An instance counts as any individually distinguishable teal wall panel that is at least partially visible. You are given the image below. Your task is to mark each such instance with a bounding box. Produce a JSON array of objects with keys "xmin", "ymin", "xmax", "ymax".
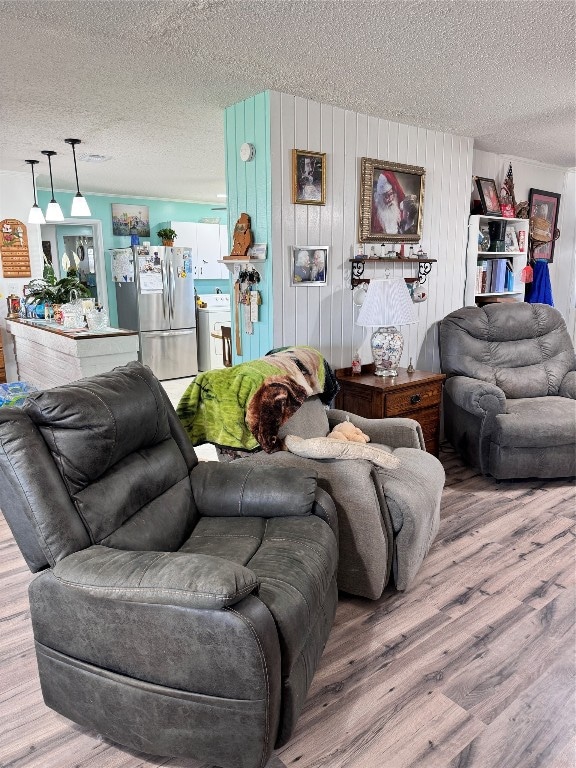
[
  {"xmin": 224, "ymin": 92, "xmax": 272, "ymax": 363},
  {"xmin": 38, "ymin": 189, "xmax": 225, "ymax": 326}
]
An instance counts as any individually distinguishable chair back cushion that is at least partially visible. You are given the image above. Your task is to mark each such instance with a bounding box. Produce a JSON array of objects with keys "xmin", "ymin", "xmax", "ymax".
[
  {"xmin": 0, "ymin": 362, "xmax": 199, "ymax": 571},
  {"xmin": 277, "ymin": 396, "xmax": 330, "ymax": 440},
  {"xmin": 440, "ymin": 303, "xmax": 576, "ymax": 398}
]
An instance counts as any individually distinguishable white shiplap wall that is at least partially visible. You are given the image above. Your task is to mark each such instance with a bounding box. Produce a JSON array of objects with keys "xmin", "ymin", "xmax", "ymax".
[
  {"xmin": 472, "ymin": 150, "xmax": 576, "ymax": 342},
  {"xmin": 269, "ymin": 92, "xmax": 474, "ymax": 372}
]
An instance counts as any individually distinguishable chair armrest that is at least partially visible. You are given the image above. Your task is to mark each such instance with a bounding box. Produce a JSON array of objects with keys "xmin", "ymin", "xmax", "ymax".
[
  {"xmin": 559, "ymin": 370, "xmax": 576, "ymax": 399},
  {"xmin": 191, "ymin": 462, "xmax": 318, "ymax": 518},
  {"xmin": 444, "ymin": 376, "xmax": 506, "ymax": 417},
  {"xmin": 327, "ymin": 409, "xmax": 425, "ymax": 450},
  {"xmin": 52, "ymin": 545, "xmax": 258, "ymax": 609}
]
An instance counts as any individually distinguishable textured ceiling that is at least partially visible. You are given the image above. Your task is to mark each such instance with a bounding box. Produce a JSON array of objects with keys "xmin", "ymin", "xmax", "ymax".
[{"xmin": 0, "ymin": 0, "xmax": 574, "ymax": 203}]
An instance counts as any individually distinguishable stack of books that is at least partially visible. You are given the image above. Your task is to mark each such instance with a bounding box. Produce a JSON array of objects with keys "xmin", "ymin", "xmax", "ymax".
[{"xmin": 476, "ymin": 258, "xmax": 514, "ymax": 294}]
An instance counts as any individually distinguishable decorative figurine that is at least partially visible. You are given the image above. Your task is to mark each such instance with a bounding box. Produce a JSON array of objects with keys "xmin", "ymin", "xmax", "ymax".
[{"xmin": 407, "ymin": 358, "xmax": 415, "ymax": 374}]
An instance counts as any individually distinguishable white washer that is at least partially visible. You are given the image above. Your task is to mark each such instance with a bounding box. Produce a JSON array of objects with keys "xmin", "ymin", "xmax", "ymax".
[{"xmin": 197, "ymin": 293, "xmax": 231, "ymax": 371}]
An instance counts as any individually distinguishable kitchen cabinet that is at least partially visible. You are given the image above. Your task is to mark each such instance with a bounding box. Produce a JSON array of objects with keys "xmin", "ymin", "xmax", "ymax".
[{"xmin": 171, "ymin": 221, "xmax": 228, "ymax": 280}]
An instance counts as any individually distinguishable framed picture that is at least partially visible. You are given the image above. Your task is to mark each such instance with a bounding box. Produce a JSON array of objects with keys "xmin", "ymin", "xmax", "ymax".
[
  {"xmin": 359, "ymin": 158, "xmax": 425, "ymax": 243},
  {"xmin": 111, "ymin": 204, "xmax": 150, "ymax": 237},
  {"xmin": 475, "ymin": 177, "xmax": 501, "ymax": 216},
  {"xmin": 292, "ymin": 150, "xmax": 326, "ymax": 205},
  {"xmin": 290, "ymin": 246, "xmax": 328, "ymax": 286},
  {"xmin": 528, "ymin": 188, "xmax": 561, "ymax": 262},
  {"xmin": 504, "ymin": 224, "xmax": 519, "ymax": 252}
]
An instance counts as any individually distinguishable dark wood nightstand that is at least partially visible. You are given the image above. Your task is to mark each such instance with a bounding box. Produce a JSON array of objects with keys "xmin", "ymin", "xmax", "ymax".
[{"xmin": 334, "ymin": 364, "xmax": 446, "ymax": 456}]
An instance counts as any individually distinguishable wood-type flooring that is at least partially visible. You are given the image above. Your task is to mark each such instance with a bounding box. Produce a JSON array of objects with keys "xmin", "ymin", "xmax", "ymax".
[{"xmin": 1, "ymin": 444, "xmax": 574, "ymax": 768}]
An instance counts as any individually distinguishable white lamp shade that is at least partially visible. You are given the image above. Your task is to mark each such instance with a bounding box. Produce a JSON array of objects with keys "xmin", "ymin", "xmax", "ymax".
[
  {"xmin": 45, "ymin": 200, "xmax": 64, "ymax": 222},
  {"xmin": 71, "ymin": 193, "xmax": 91, "ymax": 217},
  {"xmin": 356, "ymin": 278, "xmax": 416, "ymax": 327},
  {"xmin": 28, "ymin": 204, "xmax": 46, "ymax": 224}
]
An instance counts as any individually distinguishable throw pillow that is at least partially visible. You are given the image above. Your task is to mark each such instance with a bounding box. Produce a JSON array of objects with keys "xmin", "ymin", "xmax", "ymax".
[{"xmin": 284, "ymin": 434, "xmax": 400, "ymax": 469}]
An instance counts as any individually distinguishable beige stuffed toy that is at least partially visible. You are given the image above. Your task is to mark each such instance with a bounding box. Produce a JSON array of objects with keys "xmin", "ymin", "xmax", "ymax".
[{"xmin": 327, "ymin": 420, "xmax": 370, "ymax": 443}]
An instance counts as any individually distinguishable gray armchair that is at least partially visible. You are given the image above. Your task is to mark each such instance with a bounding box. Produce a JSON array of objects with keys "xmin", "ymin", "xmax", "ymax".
[
  {"xmin": 440, "ymin": 303, "xmax": 576, "ymax": 479},
  {"xmin": 225, "ymin": 396, "xmax": 445, "ymax": 600},
  {"xmin": 0, "ymin": 362, "xmax": 338, "ymax": 768}
]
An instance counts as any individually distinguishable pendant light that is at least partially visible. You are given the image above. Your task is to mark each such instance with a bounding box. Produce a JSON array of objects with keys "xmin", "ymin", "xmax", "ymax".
[
  {"xmin": 25, "ymin": 159, "xmax": 45, "ymax": 224},
  {"xmin": 41, "ymin": 150, "xmax": 64, "ymax": 222},
  {"xmin": 65, "ymin": 138, "xmax": 91, "ymax": 217}
]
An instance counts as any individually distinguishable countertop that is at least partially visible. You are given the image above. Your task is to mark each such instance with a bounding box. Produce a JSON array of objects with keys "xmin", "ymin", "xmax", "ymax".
[{"xmin": 7, "ymin": 318, "xmax": 138, "ymax": 340}]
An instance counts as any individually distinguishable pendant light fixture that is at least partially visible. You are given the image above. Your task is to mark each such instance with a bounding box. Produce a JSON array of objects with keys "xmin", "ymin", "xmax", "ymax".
[
  {"xmin": 40, "ymin": 150, "xmax": 64, "ymax": 222},
  {"xmin": 64, "ymin": 138, "xmax": 91, "ymax": 217},
  {"xmin": 25, "ymin": 159, "xmax": 45, "ymax": 224}
]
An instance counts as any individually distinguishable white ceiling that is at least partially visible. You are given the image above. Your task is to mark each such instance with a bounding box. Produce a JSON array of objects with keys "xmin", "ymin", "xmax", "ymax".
[{"xmin": 1, "ymin": 0, "xmax": 574, "ymax": 204}]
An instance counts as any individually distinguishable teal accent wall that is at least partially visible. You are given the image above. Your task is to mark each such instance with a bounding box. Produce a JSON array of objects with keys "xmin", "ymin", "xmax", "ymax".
[
  {"xmin": 38, "ymin": 189, "xmax": 227, "ymax": 326},
  {"xmin": 224, "ymin": 91, "xmax": 272, "ymax": 363}
]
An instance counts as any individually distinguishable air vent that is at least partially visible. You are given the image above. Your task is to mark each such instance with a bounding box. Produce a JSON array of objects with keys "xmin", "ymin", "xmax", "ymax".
[{"xmin": 78, "ymin": 153, "xmax": 111, "ymax": 163}]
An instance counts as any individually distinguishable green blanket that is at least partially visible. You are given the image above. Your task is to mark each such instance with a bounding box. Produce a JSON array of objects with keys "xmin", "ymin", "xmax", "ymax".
[{"xmin": 176, "ymin": 346, "xmax": 331, "ymax": 453}]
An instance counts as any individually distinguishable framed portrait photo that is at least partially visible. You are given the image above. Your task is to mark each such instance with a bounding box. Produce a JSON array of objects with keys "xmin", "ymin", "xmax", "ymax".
[
  {"xmin": 359, "ymin": 158, "xmax": 425, "ymax": 243},
  {"xmin": 290, "ymin": 246, "xmax": 328, "ymax": 286},
  {"xmin": 528, "ymin": 188, "xmax": 561, "ymax": 262},
  {"xmin": 292, "ymin": 150, "xmax": 326, "ymax": 205},
  {"xmin": 475, "ymin": 177, "xmax": 502, "ymax": 217}
]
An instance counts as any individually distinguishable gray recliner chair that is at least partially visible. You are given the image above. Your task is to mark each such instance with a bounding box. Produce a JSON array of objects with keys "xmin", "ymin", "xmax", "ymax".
[
  {"xmin": 222, "ymin": 397, "xmax": 445, "ymax": 600},
  {"xmin": 0, "ymin": 362, "xmax": 338, "ymax": 768},
  {"xmin": 440, "ymin": 302, "xmax": 576, "ymax": 479}
]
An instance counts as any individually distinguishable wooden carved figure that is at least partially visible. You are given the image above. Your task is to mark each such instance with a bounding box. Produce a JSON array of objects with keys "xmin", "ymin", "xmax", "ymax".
[{"xmin": 230, "ymin": 212, "xmax": 253, "ymax": 258}]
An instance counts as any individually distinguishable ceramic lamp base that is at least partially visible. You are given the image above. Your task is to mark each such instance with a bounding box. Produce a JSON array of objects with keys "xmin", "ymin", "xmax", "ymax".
[{"xmin": 371, "ymin": 326, "xmax": 404, "ymax": 377}]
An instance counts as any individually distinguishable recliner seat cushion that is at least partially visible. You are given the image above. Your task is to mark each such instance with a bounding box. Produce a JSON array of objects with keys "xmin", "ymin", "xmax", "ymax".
[
  {"xmin": 181, "ymin": 514, "xmax": 338, "ymax": 676},
  {"xmin": 494, "ymin": 396, "xmax": 576, "ymax": 448}
]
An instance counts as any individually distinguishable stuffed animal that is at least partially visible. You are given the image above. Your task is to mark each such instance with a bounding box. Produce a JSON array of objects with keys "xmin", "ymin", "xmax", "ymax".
[{"xmin": 327, "ymin": 421, "xmax": 370, "ymax": 443}]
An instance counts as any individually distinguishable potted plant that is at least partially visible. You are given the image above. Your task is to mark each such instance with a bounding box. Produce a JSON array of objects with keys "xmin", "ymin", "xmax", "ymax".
[
  {"xmin": 157, "ymin": 227, "xmax": 177, "ymax": 246},
  {"xmin": 25, "ymin": 276, "xmax": 92, "ymax": 320}
]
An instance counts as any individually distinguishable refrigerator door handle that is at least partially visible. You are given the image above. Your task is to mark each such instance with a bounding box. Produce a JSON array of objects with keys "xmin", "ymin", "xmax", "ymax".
[
  {"xmin": 160, "ymin": 259, "xmax": 167, "ymax": 319},
  {"xmin": 169, "ymin": 261, "xmax": 176, "ymax": 321}
]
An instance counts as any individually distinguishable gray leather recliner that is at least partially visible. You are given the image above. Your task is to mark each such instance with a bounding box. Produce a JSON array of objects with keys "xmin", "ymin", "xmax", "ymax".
[
  {"xmin": 440, "ymin": 303, "xmax": 576, "ymax": 479},
  {"xmin": 0, "ymin": 362, "xmax": 338, "ymax": 768}
]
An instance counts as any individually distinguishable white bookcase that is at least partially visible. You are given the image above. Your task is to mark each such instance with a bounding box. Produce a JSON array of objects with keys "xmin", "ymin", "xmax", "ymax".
[{"xmin": 465, "ymin": 215, "xmax": 530, "ymax": 306}]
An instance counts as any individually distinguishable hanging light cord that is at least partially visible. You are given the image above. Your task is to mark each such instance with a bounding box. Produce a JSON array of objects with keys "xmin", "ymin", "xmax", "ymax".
[
  {"xmin": 70, "ymin": 141, "xmax": 81, "ymax": 194},
  {"xmin": 46, "ymin": 154, "xmax": 56, "ymax": 202},
  {"xmin": 29, "ymin": 162, "xmax": 39, "ymax": 205}
]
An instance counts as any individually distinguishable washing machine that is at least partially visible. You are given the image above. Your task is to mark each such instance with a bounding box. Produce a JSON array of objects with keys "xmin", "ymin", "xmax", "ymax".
[{"xmin": 197, "ymin": 293, "xmax": 231, "ymax": 371}]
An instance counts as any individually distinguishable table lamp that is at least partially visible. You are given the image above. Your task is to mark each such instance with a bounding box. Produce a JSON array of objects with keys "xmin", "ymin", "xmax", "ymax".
[{"xmin": 356, "ymin": 278, "xmax": 416, "ymax": 377}]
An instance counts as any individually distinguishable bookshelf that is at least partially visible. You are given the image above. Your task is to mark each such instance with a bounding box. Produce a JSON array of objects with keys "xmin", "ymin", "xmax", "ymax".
[{"xmin": 466, "ymin": 215, "xmax": 530, "ymax": 306}]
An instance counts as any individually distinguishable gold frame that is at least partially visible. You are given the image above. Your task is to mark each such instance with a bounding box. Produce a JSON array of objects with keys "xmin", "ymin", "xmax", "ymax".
[
  {"xmin": 359, "ymin": 157, "xmax": 425, "ymax": 243},
  {"xmin": 292, "ymin": 149, "xmax": 326, "ymax": 206}
]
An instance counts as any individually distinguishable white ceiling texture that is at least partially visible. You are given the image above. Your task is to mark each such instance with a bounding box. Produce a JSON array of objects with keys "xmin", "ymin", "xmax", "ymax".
[{"xmin": 0, "ymin": 0, "xmax": 574, "ymax": 204}]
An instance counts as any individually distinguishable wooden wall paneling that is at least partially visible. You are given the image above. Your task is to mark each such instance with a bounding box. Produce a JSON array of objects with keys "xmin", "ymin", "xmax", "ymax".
[
  {"xmin": 268, "ymin": 93, "xmax": 474, "ymax": 371},
  {"xmin": 329, "ymin": 106, "xmax": 347, "ymax": 368}
]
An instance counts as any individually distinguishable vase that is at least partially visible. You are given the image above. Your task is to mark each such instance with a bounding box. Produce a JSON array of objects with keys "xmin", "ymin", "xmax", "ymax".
[{"xmin": 162, "ymin": 239, "xmax": 174, "ymax": 246}]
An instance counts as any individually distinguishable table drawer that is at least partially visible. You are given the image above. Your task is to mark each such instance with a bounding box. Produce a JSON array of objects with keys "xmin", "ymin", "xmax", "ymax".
[{"xmin": 386, "ymin": 383, "xmax": 441, "ymax": 416}]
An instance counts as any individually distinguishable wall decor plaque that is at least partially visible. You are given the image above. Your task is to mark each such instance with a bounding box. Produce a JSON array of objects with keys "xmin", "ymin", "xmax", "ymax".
[{"xmin": 0, "ymin": 219, "xmax": 31, "ymax": 277}]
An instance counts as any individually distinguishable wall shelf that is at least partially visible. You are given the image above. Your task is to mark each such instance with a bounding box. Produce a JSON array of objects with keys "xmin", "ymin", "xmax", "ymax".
[
  {"xmin": 348, "ymin": 257, "xmax": 437, "ymax": 289},
  {"xmin": 218, "ymin": 259, "xmax": 266, "ymax": 266}
]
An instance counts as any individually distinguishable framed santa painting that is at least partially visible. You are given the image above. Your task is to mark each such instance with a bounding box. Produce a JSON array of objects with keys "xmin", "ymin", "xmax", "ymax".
[{"xmin": 359, "ymin": 158, "xmax": 425, "ymax": 243}]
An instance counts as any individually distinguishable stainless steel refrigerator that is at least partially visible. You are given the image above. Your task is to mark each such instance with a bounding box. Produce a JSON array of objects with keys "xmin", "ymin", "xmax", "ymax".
[{"xmin": 114, "ymin": 245, "xmax": 198, "ymax": 380}]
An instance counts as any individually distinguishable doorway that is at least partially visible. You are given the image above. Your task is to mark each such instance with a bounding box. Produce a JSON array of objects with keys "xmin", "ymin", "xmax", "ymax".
[{"xmin": 40, "ymin": 219, "xmax": 108, "ymax": 310}]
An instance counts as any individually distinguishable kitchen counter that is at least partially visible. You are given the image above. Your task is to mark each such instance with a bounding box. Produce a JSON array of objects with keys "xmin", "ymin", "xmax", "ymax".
[{"xmin": 6, "ymin": 318, "xmax": 140, "ymax": 389}]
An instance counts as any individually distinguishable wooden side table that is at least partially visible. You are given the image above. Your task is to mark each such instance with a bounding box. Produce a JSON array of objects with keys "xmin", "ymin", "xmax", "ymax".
[{"xmin": 334, "ymin": 364, "xmax": 446, "ymax": 456}]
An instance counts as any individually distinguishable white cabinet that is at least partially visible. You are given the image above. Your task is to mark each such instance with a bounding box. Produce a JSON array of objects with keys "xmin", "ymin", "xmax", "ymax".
[
  {"xmin": 466, "ymin": 215, "xmax": 530, "ymax": 306},
  {"xmin": 170, "ymin": 221, "xmax": 228, "ymax": 280}
]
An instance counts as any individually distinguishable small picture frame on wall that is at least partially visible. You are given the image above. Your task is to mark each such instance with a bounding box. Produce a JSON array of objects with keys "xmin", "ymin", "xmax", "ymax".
[
  {"xmin": 475, "ymin": 177, "xmax": 502, "ymax": 216},
  {"xmin": 292, "ymin": 150, "xmax": 326, "ymax": 205},
  {"xmin": 290, "ymin": 246, "xmax": 328, "ymax": 286}
]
